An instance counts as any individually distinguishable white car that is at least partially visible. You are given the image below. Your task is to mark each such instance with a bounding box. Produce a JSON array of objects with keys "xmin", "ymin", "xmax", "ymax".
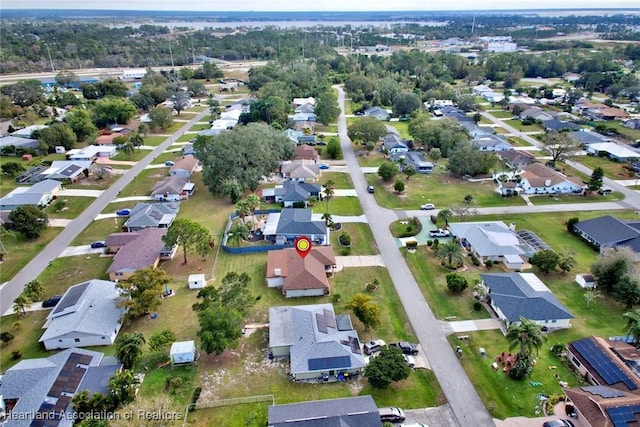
[
  {"xmin": 420, "ymin": 203, "xmax": 435, "ymax": 210},
  {"xmin": 403, "ymin": 354, "xmax": 416, "ymax": 368},
  {"xmin": 429, "ymin": 229, "xmax": 450, "ymax": 238}
]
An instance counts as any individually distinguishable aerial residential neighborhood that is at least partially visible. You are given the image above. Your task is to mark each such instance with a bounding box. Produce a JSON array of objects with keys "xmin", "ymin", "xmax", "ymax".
[{"xmin": 1, "ymin": 7, "xmax": 640, "ymax": 427}]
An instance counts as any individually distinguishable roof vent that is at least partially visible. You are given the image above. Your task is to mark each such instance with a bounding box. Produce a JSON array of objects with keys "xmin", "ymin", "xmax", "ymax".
[{"xmin": 274, "ymin": 268, "xmax": 281, "ymax": 277}]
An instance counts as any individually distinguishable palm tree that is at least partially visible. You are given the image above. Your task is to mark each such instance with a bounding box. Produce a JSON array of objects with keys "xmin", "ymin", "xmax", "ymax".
[
  {"xmin": 235, "ymin": 200, "xmax": 251, "ymax": 224},
  {"xmin": 322, "ymin": 212, "xmax": 333, "ymax": 228},
  {"xmin": 115, "ymin": 332, "xmax": 146, "ymax": 370},
  {"xmin": 323, "ymin": 180, "xmax": 335, "ymax": 213},
  {"xmin": 435, "ymin": 241, "xmax": 465, "ymax": 267},
  {"xmin": 437, "ymin": 208, "xmax": 453, "ymax": 226},
  {"xmin": 506, "ymin": 317, "xmax": 546, "ymax": 357},
  {"xmin": 245, "ymin": 194, "xmax": 261, "ymax": 223},
  {"xmin": 13, "ymin": 293, "xmax": 31, "ymax": 317},
  {"xmin": 624, "ymin": 309, "xmax": 640, "ymax": 347},
  {"xmin": 121, "ymin": 141, "xmax": 135, "ymax": 159},
  {"xmin": 129, "ymin": 130, "xmax": 144, "ymax": 149},
  {"xmin": 228, "ymin": 222, "xmax": 249, "ymax": 247}
]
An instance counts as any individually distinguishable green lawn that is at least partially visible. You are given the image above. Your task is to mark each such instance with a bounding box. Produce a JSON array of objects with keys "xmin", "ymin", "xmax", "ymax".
[
  {"xmin": 118, "ymin": 168, "xmax": 167, "ymax": 198},
  {"xmin": 357, "ymin": 151, "xmax": 386, "ymax": 167},
  {"xmin": 189, "ymin": 124, "xmax": 210, "ymax": 132},
  {"xmin": 112, "ymin": 149, "xmax": 147, "ymax": 162},
  {"xmin": 389, "ymin": 218, "xmax": 421, "ymax": 238},
  {"xmin": 72, "ymin": 216, "xmax": 127, "ymax": 245},
  {"xmin": 315, "ymin": 124, "xmax": 338, "ymax": 134},
  {"xmin": 44, "ymin": 197, "xmax": 95, "ymax": 219},
  {"xmin": 321, "ymin": 172, "xmax": 353, "ymax": 189},
  {"xmin": 0, "ymin": 311, "xmax": 51, "ymax": 371},
  {"xmin": 529, "ymin": 192, "xmax": 621, "ymax": 205},
  {"xmin": 494, "ymin": 127, "xmax": 510, "ymax": 134},
  {"xmin": 367, "ymin": 167, "xmax": 527, "ymax": 210},
  {"xmin": 0, "ymin": 179, "xmax": 19, "ymax": 197},
  {"xmin": 504, "ymin": 120, "xmax": 544, "ymax": 132},
  {"xmin": 593, "ymin": 121, "xmax": 640, "ymax": 141},
  {"xmin": 506, "ymin": 137, "xmax": 534, "ymax": 147},
  {"xmin": 330, "ymin": 223, "xmax": 378, "ymax": 256},
  {"xmin": 327, "ymin": 197, "xmax": 363, "ymax": 216},
  {"xmin": 386, "ymin": 121, "xmax": 410, "ymax": 139},
  {"xmin": 574, "ymin": 154, "xmax": 637, "ymax": 180},
  {"xmin": 176, "ymin": 134, "xmax": 195, "ymax": 142},
  {"xmin": 488, "ymin": 110, "xmax": 514, "ymax": 119},
  {"xmin": 0, "ymin": 227, "xmax": 62, "ymax": 282},
  {"xmin": 143, "ymin": 136, "xmax": 167, "ymax": 146},
  {"xmin": 38, "ymin": 255, "xmax": 112, "ymax": 298},
  {"xmin": 151, "ymin": 152, "xmax": 179, "ymax": 165}
]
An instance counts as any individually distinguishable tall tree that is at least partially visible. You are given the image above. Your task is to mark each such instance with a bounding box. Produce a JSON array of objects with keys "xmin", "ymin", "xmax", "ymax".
[
  {"xmin": 408, "ymin": 117, "xmax": 468, "ymax": 157},
  {"xmin": 591, "ymin": 247, "xmax": 638, "ymax": 293},
  {"xmin": 529, "ymin": 250, "xmax": 560, "ymax": 274},
  {"xmin": 315, "ymin": 90, "xmax": 340, "ymax": 125},
  {"xmin": 13, "ymin": 293, "xmax": 31, "ymax": 316},
  {"xmin": 377, "ymin": 162, "xmax": 397, "ymax": 182},
  {"xmin": 9, "ymin": 206, "xmax": 48, "ymax": 239},
  {"xmin": 207, "ymin": 95, "xmax": 221, "ymax": 119},
  {"xmin": 171, "ymin": 91, "xmax": 191, "ymax": 116},
  {"xmin": 92, "ymin": 97, "xmax": 136, "ymax": 128},
  {"xmin": 244, "ymin": 194, "xmax": 262, "ymax": 224},
  {"xmin": 23, "ymin": 280, "xmax": 45, "ymax": 302},
  {"xmin": 0, "ymin": 80, "xmax": 45, "ymax": 107},
  {"xmin": 541, "ymin": 131, "xmax": 581, "ymax": 166},
  {"xmin": 116, "ymin": 267, "xmax": 170, "ymax": 319},
  {"xmin": 65, "ymin": 109, "xmax": 98, "ymax": 142},
  {"xmin": 347, "ymin": 117, "xmax": 386, "ymax": 143},
  {"xmin": 39, "ymin": 123, "xmax": 77, "ymax": 151},
  {"xmin": 392, "ymin": 92, "xmax": 422, "ymax": 117},
  {"xmin": 218, "ymin": 272, "xmax": 256, "ymax": 316},
  {"xmin": 108, "ymin": 368, "xmax": 138, "ymax": 406},
  {"xmin": 162, "ymin": 218, "xmax": 212, "ymax": 264},
  {"xmin": 347, "ymin": 293, "xmax": 380, "ymax": 331},
  {"xmin": 148, "ymin": 106, "xmax": 174, "ymax": 131},
  {"xmin": 364, "ymin": 346, "xmax": 411, "ymax": 389},
  {"xmin": 588, "ymin": 167, "xmax": 604, "ymax": 192},
  {"xmin": 228, "ymin": 222, "xmax": 250, "ymax": 247},
  {"xmin": 197, "ymin": 301, "xmax": 243, "ymax": 355},
  {"xmin": 507, "ymin": 318, "xmax": 546, "ymax": 357},
  {"xmin": 114, "ymin": 332, "xmax": 146, "ymax": 370},
  {"xmin": 437, "ymin": 208, "xmax": 453, "ymax": 225},
  {"xmin": 447, "ymin": 142, "xmax": 496, "ymax": 176}
]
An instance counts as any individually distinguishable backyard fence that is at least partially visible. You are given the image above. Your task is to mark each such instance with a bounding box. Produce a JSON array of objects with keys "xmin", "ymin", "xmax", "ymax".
[{"xmin": 183, "ymin": 394, "xmax": 275, "ymax": 426}]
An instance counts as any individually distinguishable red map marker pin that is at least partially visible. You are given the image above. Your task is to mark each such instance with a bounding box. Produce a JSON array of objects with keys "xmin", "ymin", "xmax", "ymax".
[{"xmin": 294, "ymin": 236, "xmax": 312, "ymax": 259}]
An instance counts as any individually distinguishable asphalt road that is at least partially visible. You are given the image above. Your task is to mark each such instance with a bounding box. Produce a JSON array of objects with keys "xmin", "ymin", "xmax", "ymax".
[
  {"xmin": 0, "ymin": 110, "xmax": 209, "ymax": 315},
  {"xmin": 334, "ymin": 85, "xmax": 495, "ymax": 427}
]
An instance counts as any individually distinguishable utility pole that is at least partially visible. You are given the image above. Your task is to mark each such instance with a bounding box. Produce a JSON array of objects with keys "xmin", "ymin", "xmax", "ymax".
[
  {"xmin": 169, "ymin": 44, "xmax": 175, "ymax": 68},
  {"xmin": 190, "ymin": 37, "xmax": 196, "ymax": 66},
  {"xmin": 471, "ymin": 16, "xmax": 476, "ymax": 35},
  {"xmin": 45, "ymin": 44, "xmax": 55, "ymax": 72}
]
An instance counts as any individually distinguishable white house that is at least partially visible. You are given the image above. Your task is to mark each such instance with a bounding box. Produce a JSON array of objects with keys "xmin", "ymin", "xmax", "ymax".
[
  {"xmin": 188, "ymin": 274, "xmax": 207, "ymax": 290},
  {"xmin": 516, "ymin": 163, "xmax": 584, "ymax": 195},
  {"xmin": 170, "ymin": 341, "xmax": 196, "ymax": 364},
  {"xmin": 121, "ymin": 68, "xmax": 147, "ymax": 80},
  {"xmin": 473, "ymin": 135, "xmax": 513, "ymax": 152},
  {"xmin": 39, "ymin": 280, "xmax": 125, "ymax": 350}
]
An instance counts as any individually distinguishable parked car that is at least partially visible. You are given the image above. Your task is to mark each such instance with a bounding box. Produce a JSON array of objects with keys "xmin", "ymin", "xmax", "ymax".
[
  {"xmin": 115, "ymin": 209, "xmax": 131, "ymax": 217},
  {"xmin": 429, "ymin": 229, "xmax": 450, "ymax": 238},
  {"xmin": 367, "ymin": 185, "xmax": 375, "ymax": 194},
  {"xmin": 90, "ymin": 241, "xmax": 107, "ymax": 249},
  {"xmin": 165, "ymin": 161, "xmax": 175, "ymax": 166},
  {"xmin": 319, "ymin": 163, "xmax": 330, "ymax": 170},
  {"xmin": 379, "ymin": 407, "xmax": 406, "ymax": 423},
  {"xmin": 420, "ymin": 203, "xmax": 435, "ymax": 210},
  {"xmin": 42, "ymin": 295, "xmax": 63, "ymax": 308},
  {"xmin": 364, "ymin": 339, "xmax": 386, "ymax": 355},
  {"xmin": 389, "ymin": 342, "xmax": 419, "ymax": 355},
  {"xmin": 403, "ymin": 354, "xmax": 416, "ymax": 368},
  {"xmin": 542, "ymin": 420, "xmax": 575, "ymax": 427}
]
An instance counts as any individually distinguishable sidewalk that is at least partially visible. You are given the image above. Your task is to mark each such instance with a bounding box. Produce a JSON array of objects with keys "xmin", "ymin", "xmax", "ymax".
[{"xmin": 440, "ymin": 318, "xmax": 503, "ymax": 335}]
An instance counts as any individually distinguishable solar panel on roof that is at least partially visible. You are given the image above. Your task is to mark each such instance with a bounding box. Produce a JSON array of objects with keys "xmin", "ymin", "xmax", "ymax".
[
  {"xmin": 308, "ymin": 356, "xmax": 351, "ymax": 371},
  {"xmin": 335, "ymin": 315, "xmax": 353, "ymax": 331},
  {"xmin": 573, "ymin": 338, "xmax": 638, "ymax": 390},
  {"xmin": 52, "ymin": 282, "xmax": 90, "ymax": 314},
  {"xmin": 77, "ymin": 354, "xmax": 92, "ymax": 365},
  {"xmin": 316, "ymin": 313, "xmax": 328, "ymax": 333},
  {"xmin": 581, "ymin": 385, "xmax": 627, "ymax": 398},
  {"xmin": 324, "ymin": 308, "xmax": 336, "ymax": 328},
  {"xmin": 606, "ymin": 405, "xmax": 640, "ymax": 427}
]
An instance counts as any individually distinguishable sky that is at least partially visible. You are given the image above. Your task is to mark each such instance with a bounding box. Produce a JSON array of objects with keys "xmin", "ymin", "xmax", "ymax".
[{"xmin": 3, "ymin": 0, "xmax": 640, "ymax": 11}]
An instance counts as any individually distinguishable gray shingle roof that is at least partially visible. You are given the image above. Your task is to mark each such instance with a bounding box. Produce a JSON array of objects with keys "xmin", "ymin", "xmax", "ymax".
[
  {"xmin": 276, "ymin": 208, "xmax": 326, "ymax": 236},
  {"xmin": 569, "ymin": 131, "xmax": 609, "ymax": 145},
  {"xmin": 107, "ymin": 227, "xmax": 168, "ymax": 274},
  {"xmin": 124, "ymin": 202, "xmax": 180, "ymax": 230},
  {"xmin": 481, "ymin": 272, "xmax": 573, "ymax": 322},
  {"xmin": 268, "ymin": 395, "xmax": 382, "ymax": 427},
  {"xmin": 574, "ymin": 215, "xmax": 640, "ymax": 253},
  {"xmin": 543, "ymin": 119, "xmax": 582, "ymax": 132},
  {"xmin": 449, "ymin": 221, "xmax": 526, "ymax": 258},
  {"xmin": 151, "ymin": 176, "xmax": 190, "ymax": 197},
  {"xmin": 39, "ymin": 280, "xmax": 125, "ymax": 343}
]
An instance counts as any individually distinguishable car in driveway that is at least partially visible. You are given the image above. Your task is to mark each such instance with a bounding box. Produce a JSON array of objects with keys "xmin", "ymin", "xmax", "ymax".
[
  {"xmin": 420, "ymin": 203, "xmax": 435, "ymax": 210},
  {"xmin": 319, "ymin": 163, "xmax": 330, "ymax": 170},
  {"xmin": 379, "ymin": 407, "xmax": 406, "ymax": 423},
  {"xmin": 90, "ymin": 241, "xmax": 107, "ymax": 249},
  {"xmin": 389, "ymin": 341, "xmax": 419, "ymax": 355},
  {"xmin": 542, "ymin": 420, "xmax": 575, "ymax": 427},
  {"xmin": 42, "ymin": 295, "xmax": 63, "ymax": 308},
  {"xmin": 367, "ymin": 185, "xmax": 375, "ymax": 194},
  {"xmin": 165, "ymin": 161, "xmax": 175, "ymax": 166},
  {"xmin": 429, "ymin": 229, "xmax": 450, "ymax": 238},
  {"xmin": 403, "ymin": 354, "xmax": 416, "ymax": 368},
  {"xmin": 364, "ymin": 339, "xmax": 386, "ymax": 355},
  {"xmin": 115, "ymin": 208, "xmax": 131, "ymax": 217}
]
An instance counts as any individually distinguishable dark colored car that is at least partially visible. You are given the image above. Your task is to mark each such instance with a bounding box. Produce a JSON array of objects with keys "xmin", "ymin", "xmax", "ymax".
[
  {"xmin": 115, "ymin": 209, "xmax": 131, "ymax": 217},
  {"xmin": 367, "ymin": 185, "xmax": 375, "ymax": 194},
  {"xmin": 389, "ymin": 342, "xmax": 419, "ymax": 355},
  {"xmin": 542, "ymin": 420, "xmax": 575, "ymax": 427},
  {"xmin": 90, "ymin": 241, "xmax": 107, "ymax": 249},
  {"xmin": 42, "ymin": 295, "xmax": 63, "ymax": 308}
]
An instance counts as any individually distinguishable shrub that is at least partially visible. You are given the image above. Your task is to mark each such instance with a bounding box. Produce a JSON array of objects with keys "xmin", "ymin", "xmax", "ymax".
[
  {"xmin": 567, "ymin": 217, "xmax": 579, "ymax": 233},
  {"xmin": 338, "ymin": 232, "xmax": 351, "ymax": 246},
  {"xmin": 427, "ymin": 239, "xmax": 433, "ymax": 247},
  {"xmin": 291, "ymin": 201, "xmax": 306, "ymax": 209},
  {"xmin": 446, "ymin": 273, "xmax": 468, "ymax": 292},
  {"xmin": 53, "ymin": 200, "xmax": 67, "ymax": 212},
  {"xmin": 332, "ymin": 293, "xmax": 342, "ymax": 303},
  {"xmin": 473, "ymin": 301, "xmax": 483, "ymax": 311},
  {"xmin": 1, "ymin": 331, "xmax": 15, "ymax": 343},
  {"xmin": 394, "ymin": 179, "xmax": 405, "ymax": 192},
  {"xmin": 470, "ymin": 254, "xmax": 481, "ymax": 266},
  {"xmin": 405, "ymin": 240, "xmax": 418, "ymax": 249},
  {"xmin": 432, "ymin": 239, "xmax": 440, "ymax": 249},
  {"xmin": 11, "ymin": 350, "xmax": 22, "ymax": 360},
  {"xmin": 485, "ymin": 260, "xmax": 493, "ymax": 268},
  {"xmin": 341, "ymin": 247, "xmax": 351, "ymax": 255},
  {"xmin": 191, "ymin": 386, "xmax": 202, "ymax": 406}
]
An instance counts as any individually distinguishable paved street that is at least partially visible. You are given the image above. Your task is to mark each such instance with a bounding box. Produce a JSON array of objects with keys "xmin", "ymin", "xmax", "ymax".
[
  {"xmin": 0, "ymin": 110, "xmax": 210, "ymax": 315},
  {"xmin": 334, "ymin": 85, "xmax": 495, "ymax": 427}
]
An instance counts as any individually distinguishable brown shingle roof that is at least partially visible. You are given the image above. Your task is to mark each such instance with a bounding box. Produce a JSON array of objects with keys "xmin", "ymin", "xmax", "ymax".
[
  {"xmin": 106, "ymin": 232, "xmax": 141, "ymax": 248},
  {"xmin": 294, "ymin": 145, "xmax": 319, "ymax": 161},
  {"xmin": 521, "ymin": 162, "xmax": 583, "ymax": 187},
  {"xmin": 266, "ymin": 247, "xmax": 336, "ymax": 293},
  {"xmin": 170, "ymin": 156, "xmax": 198, "ymax": 172},
  {"xmin": 281, "ymin": 161, "xmax": 320, "ymax": 179},
  {"xmin": 107, "ymin": 228, "xmax": 167, "ymax": 274}
]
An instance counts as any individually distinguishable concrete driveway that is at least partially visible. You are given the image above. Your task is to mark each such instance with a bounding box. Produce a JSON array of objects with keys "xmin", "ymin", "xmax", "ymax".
[
  {"xmin": 58, "ymin": 245, "xmax": 107, "ymax": 258},
  {"xmin": 334, "ymin": 255, "xmax": 385, "ymax": 271},
  {"xmin": 57, "ymin": 189, "xmax": 103, "ymax": 197},
  {"xmin": 404, "ymin": 404, "xmax": 458, "ymax": 427},
  {"xmin": 441, "ymin": 319, "xmax": 503, "ymax": 334},
  {"xmin": 48, "ymin": 219, "xmax": 73, "ymax": 227}
]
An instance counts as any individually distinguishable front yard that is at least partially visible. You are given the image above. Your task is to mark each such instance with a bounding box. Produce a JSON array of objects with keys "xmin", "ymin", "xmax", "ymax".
[{"xmin": 330, "ymin": 223, "xmax": 378, "ymax": 256}]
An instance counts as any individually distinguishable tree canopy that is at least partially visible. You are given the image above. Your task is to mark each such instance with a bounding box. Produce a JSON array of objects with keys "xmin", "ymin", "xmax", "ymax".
[
  {"xmin": 347, "ymin": 117, "xmax": 386, "ymax": 143},
  {"xmin": 364, "ymin": 346, "xmax": 411, "ymax": 389},
  {"xmin": 162, "ymin": 218, "xmax": 212, "ymax": 264},
  {"xmin": 8, "ymin": 206, "xmax": 48, "ymax": 239},
  {"xmin": 541, "ymin": 131, "xmax": 582, "ymax": 166},
  {"xmin": 447, "ymin": 142, "xmax": 496, "ymax": 176},
  {"xmin": 408, "ymin": 117, "xmax": 468, "ymax": 157},
  {"xmin": 116, "ymin": 267, "xmax": 170, "ymax": 319},
  {"xmin": 346, "ymin": 293, "xmax": 380, "ymax": 330}
]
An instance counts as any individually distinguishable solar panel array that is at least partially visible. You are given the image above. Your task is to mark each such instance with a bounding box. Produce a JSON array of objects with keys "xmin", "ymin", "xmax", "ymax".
[
  {"xmin": 308, "ymin": 355, "xmax": 351, "ymax": 371},
  {"xmin": 606, "ymin": 405, "xmax": 640, "ymax": 427},
  {"xmin": 316, "ymin": 309, "xmax": 338, "ymax": 334},
  {"xmin": 52, "ymin": 282, "xmax": 90, "ymax": 314},
  {"xmin": 340, "ymin": 336, "xmax": 362, "ymax": 355},
  {"xmin": 324, "ymin": 308, "xmax": 336, "ymax": 328},
  {"xmin": 335, "ymin": 315, "xmax": 353, "ymax": 331},
  {"xmin": 573, "ymin": 339, "xmax": 638, "ymax": 390},
  {"xmin": 581, "ymin": 385, "xmax": 627, "ymax": 398},
  {"xmin": 316, "ymin": 313, "xmax": 328, "ymax": 333}
]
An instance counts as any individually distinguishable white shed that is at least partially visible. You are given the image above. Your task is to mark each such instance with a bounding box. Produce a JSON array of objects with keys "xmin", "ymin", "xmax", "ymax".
[
  {"xmin": 170, "ymin": 340, "xmax": 196, "ymax": 364},
  {"xmin": 575, "ymin": 273, "xmax": 596, "ymax": 289},
  {"xmin": 188, "ymin": 274, "xmax": 206, "ymax": 289}
]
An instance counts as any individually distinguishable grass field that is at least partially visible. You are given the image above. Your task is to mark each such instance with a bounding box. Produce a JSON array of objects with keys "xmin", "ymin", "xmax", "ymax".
[
  {"xmin": 574, "ymin": 154, "xmax": 637, "ymax": 180},
  {"xmin": 321, "ymin": 172, "xmax": 353, "ymax": 189},
  {"xmin": 328, "ymin": 196, "xmax": 363, "ymax": 216},
  {"xmin": 118, "ymin": 168, "xmax": 167, "ymax": 198},
  {"xmin": 44, "ymin": 197, "xmax": 96, "ymax": 219},
  {"xmin": 0, "ymin": 227, "xmax": 62, "ymax": 282},
  {"xmin": 330, "ymin": 223, "xmax": 378, "ymax": 256},
  {"xmin": 112, "ymin": 149, "xmax": 148, "ymax": 162},
  {"xmin": 507, "ymin": 137, "xmax": 534, "ymax": 147},
  {"xmin": 151, "ymin": 151, "xmax": 179, "ymax": 165},
  {"xmin": 487, "ymin": 110, "xmax": 514, "ymax": 119},
  {"xmin": 143, "ymin": 136, "xmax": 167, "ymax": 146},
  {"xmin": 503, "ymin": 119, "xmax": 544, "ymax": 132},
  {"xmin": 189, "ymin": 124, "xmax": 210, "ymax": 132}
]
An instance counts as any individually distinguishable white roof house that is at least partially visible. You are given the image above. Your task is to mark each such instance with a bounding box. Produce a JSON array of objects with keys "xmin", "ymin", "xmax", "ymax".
[
  {"xmin": 586, "ymin": 142, "xmax": 640, "ymax": 162},
  {"xmin": 39, "ymin": 280, "xmax": 125, "ymax": 350}
]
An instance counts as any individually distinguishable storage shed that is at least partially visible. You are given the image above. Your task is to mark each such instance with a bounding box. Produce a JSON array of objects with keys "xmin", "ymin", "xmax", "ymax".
[
  {"xmin": 170, "ymin": 340, "xmax": 196, "ymax": 364},
  {"xmin": 188, "ymin": 274, "xmax": 206, "ymax": 289}
]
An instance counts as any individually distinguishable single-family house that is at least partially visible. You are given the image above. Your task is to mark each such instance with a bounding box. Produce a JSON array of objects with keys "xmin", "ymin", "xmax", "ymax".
[
  {"xmin": 10, "ymin": 125, "xmax": 47, "ymax": 139},
  {"xmin": 294, "ymin": 103, "xmax": 315, "ymax": 114},
  {"xmin": 363, "ymin": 106, "xmax": 390, "ymax": 121},
  {"xmin": 563, "ymin": 337, "xmax": 640, "ymax": 426},
  {"xmin": 542, "ymin": 119, "xmax": 583, "ymax": 132},
  {"xmin": 449, "ymin": 221, "xmax": 534, "ymax": 269},
  {"xmin": 473, "ymin": 84, "xmax": 493, "ymax": 96},
  {"xmin": 473, "ymin": 135, "xmax": 513, "ymax": 152},
  {"xmin": 262, "ymin": 181, "xmax": 322, "ymax": 208},
  {"xmin": 281, "ymin": 160, "xmax": 321, "ymax": 182},
  {"xmin": 624, "ymin": 118, "xmax": 640, "ymax": 130},
  {"xmin": 390, "ymin": 151, "xmax": 434, "ymax": 174},
  {"xmin": 0, "ymin": 135, "xmax": 40, "ymax": 152},
  {"xmin": 67, "ymin": 145, "xmax": 118, "ymax": 161},
  {"xmin": 0, "ymin": 349, "xmax": 122, "ymax": 427},
  {"xmin": 268, "ymin": 396, "xmax": 382, "ymax": 427},
  {"xmin": 123, "ymin": 202, "xmax": 180, "ymax": 232},
  {"xmin": 198, "ymin": 128, "xmax": 226, "ymax": 137},
  {"xmin": 563, "ymin": 72, "xmax": 582, "ymax": 83},
  {"xmin": 269, "ymin": 304, "xmax": 366, "ymax": 380},
  {"xmin": 0, "ymin": 179, "xmax": 62, "ymax": 211},
  {"xmin": 460, "ymin": 120, "xmax": 494, "ymax": 138},
  {"xmin": 572, "ymin": 215, "xmax": 640, "ymax": 258},
  {"xmin": 266, "ymin": 246, "xmax": 336, "ymax": 298},
  {"xmin": 575, "ymin": 273, "xmax": 597, "ymax": 289},
  {"xmin": 261, "ymin": 208, "xmax": 329, "ymax": 245},
  {"xmin": 568, "ymin": 130, "xmax": 610, "ymax": 146},
  {"xmin": 381, "ymin": 132, "xmax": 410, "ymax": 154},
  {"xmin": 39, "ymin": 280, "xmax": 126, "ymax": 350},
  {"xmin": 107, "ymin": 227, "xmax": 174, "ymax": 281},
  {"xmin": 293, "ymin": 97, "xmax": 316, "ymax": 108},
  {"xmin": 289, "ymin": 112, "xmax": 317, "ymax": 123},
  {"xmin": 520, "ymin": 107, "xmax": 555, "ymax": 122},
  {"xmin": 151, "ymin": 176, "xmax": 195, "ymax": 201},
  {"xmin": 481, "ymin": 272, "xmax": 574, "ymax": 329},
  {"xmin": 38, "ymin": 160, "xmax": 92, "ymax": 183},
  {"xmin": 169, "ymin": 155, "xmax": 199, "ymax": 178},
  {"xmin": 294, "ymin": 144, "xmax": 320, "ymax": 162},
  {"xmin": 586, "ymin": 142, "xmax": 640, "ymax": 162},
  {"xmin": 517, "ymin": 162, "xmax": 584, "ymax": 195},
  {"xmin": 497, "ymin": 150, "xmax": 536, "ymax": 169},
  {"xmin": 182, "ymin": 142, "xmax": 195, "ymax": 156}
]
